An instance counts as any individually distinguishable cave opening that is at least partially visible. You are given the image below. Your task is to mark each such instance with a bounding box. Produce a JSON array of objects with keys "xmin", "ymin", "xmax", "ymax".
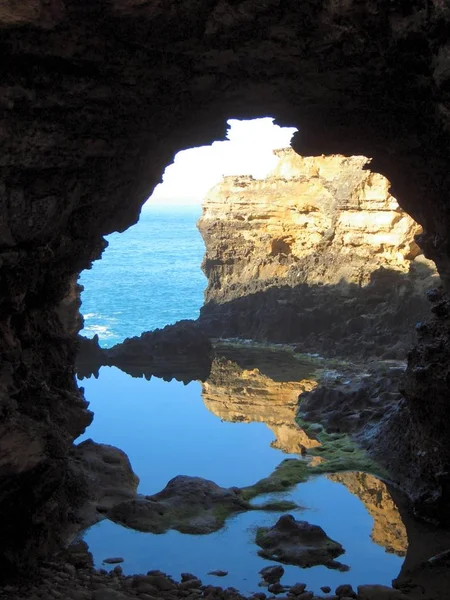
[
  {"xmin": 78, "ymin": 117, "xmax": 297, "ymax": 347},
  {"xmin": 72, "ymin": 116, "xmax": 435, "ymax": 594}
]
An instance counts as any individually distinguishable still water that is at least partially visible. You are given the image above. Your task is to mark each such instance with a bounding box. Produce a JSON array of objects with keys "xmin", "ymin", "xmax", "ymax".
[{"xmin": 77, "ymin": 366, "xmax": 405, "ymax": 595}]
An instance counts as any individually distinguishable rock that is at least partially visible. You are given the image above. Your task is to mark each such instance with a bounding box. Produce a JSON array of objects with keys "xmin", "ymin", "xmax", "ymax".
[
  {"xmin": 72, "ymin": 439, "xmax": 140, "ymax": 529},
  {"xmin": 259, "ymin": 565, "xmax": 285, "ymax": 583},
  {"xmin": 103, "ymin": 557, "xmax": 125, "ymax": 564},
  {"xmin": 197, "ymin": 149, "xmax": 436, "ymax": 361},
  {"xmin": 63, "ymin": 563, "xmax": 77, "ymax": 577},
  {"xmin": 107, "ymin": 475, "xmax": 250, "ymax": 534},
  {"xmin": 142, "ymin": 575, "xmax": 175, "ymax": 591},
  {"xmin": 207, "ymin": 570, "xmax": 228, "ymax": 577},
  {"xmin": 92, "ymin": 590, "xmax": 129, "ymax": 600},
  {"xmin": 103, "ymin": 320, "xmax": 213, "ymax": 383},
  {"xmin": 321, "ymin": 587, "xmax": 331, "ymax": 594},
  {"xmin": 357, "ymin": 585, "xmax": 408, "ymax": 599},
  {"xmin": 287, "ymin": 584, "xmax": 306, "ymax": 595},
  {"xmin": 268, "ymin": 583, "xmax": 286, "ymax": 594},
  {"xmin": 335, "ymin": 584, "xmax": 356, "ymax": 598},
  {"xmin": 178, "ymin": 579, "xmax": 203, "ymax": 590},
  {"xmin": 181, "ymin": 573, "xmax": 198, "ymax": 582},
  {"xmin": 256, "ymin": 515, "xmax": 348, "ymax": 570},
  {"xmin": 296, "ymin": 593, "xmax": 313, "ymax": 600}
]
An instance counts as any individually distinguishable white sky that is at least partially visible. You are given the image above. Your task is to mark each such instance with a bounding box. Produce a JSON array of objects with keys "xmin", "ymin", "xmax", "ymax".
[{"xmin": 147, "ymin": 118, "xmax": 297, "ymax": 206}]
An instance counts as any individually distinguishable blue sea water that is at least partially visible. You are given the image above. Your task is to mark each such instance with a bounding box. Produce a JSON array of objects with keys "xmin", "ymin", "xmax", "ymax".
[
  {"xmin": 79, "ymin": 204, "xmax": 206, "ymax": 347},
  {"xmin": 77, "ymin": 204, "xmax": 405, "ymax": 594}
]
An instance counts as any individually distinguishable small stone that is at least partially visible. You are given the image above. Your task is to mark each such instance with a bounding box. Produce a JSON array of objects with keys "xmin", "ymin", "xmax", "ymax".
[
  {"xmin": 181, "ymin": 573, "xmax": 198, "ymax": 582},
  {"xmin": 113, "ymin": 565, "xmax": 123, "ymax": 575},
  {"xmin": 253, "ymin": 594, "xmax": 267, "ymax": 599},
  {"xmin": 321, "ymin": 587, "xmax": 331, "ymax": 594},
  {"xmin": 268, "ymin": 583, "xmax": 286, "ymax": 594},
  {"xmin": 335, "ymin": 585, "xmax": 356, "ymax": 598},
  {"xmin": 68, "ymin": 592, "xmax": 91, "ymax": 600},
  {"xmin": 288, "ymin": 584, "xmax": 307, "ymax": 596},
  {"xmin": 207, "ymin": 570, "xmax": 228, "ymax": 577},
  {"xmin": 92, "ymin": 590, "xmax": 129, "ymax": 600},
  {"xmin": 178, "ymin": 579, "xmax": 203, "ymax": 590},
  {"xmin": 357, "ymin": 585, "xmax": 408, "ymax": 599},
  {"xmin": 144, "ymin": 575, "xmax": 176, "ymax": 591},
  {"xmin": 297, "ymin": 593, "xmax": 313, "ymax": 600},
  {"xmin": 103, "ymin": 557, "xmax": 125, "ymax": 565},
  {"xmin": 259, "ymin": 565, "xmax": 285, "ymax": 583},
  {"xmin": 135, "ymin": 583, "xmax": 159, "ymax": 595}
]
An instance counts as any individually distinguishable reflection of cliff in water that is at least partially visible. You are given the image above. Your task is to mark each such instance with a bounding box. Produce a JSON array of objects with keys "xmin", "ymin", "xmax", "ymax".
[
  {"xmin": 201, "ymin": 350, "xmax": 408, "ymax": 558},
  {"xmin": 329, "ymin": 472, "xmax": 408, "ymax": 557},
  {"xmin": 202, "ymin": 354, "xmax": 319, "ymax": 454}
]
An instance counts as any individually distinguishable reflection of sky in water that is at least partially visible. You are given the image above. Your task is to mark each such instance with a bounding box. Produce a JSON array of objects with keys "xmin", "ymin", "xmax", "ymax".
[{"xmin": 77, "ymin": 367, "xmax": 404, "ymax": 595}]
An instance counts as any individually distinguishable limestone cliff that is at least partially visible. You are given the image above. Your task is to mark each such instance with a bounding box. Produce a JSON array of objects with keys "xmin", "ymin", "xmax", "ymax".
[{"xmin": 198, "ymin": 149, "xmax": 438, "ymax": 358}]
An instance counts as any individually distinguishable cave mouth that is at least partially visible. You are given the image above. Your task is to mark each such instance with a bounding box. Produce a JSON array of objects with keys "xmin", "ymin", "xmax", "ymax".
[
  {"xmin": 78, "ymin": 117, "xmax": 297, "ymax": 347},
  {"xmin": 72, "ymin": 117, "xmax": 441, "ymax": 594}
]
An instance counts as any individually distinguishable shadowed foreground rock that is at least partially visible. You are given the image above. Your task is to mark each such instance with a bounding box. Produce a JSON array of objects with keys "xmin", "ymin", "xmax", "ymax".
[{"xmin": 255, "ymin": 514, "xmax": 348, "ymax": 571}]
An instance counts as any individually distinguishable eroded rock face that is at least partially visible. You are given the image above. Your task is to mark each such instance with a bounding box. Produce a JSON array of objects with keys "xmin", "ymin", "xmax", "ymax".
[
  {"xmin": 2, "ymin": 0, "xmax": 450, "ymax": 572},
  {"xmin": 197, "ymin": 150, "xmax": 438, "ymax": 358}
]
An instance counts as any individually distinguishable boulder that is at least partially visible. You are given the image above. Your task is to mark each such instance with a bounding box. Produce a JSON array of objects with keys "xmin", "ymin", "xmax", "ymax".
[{"xmin": 255, "ymin": 515, "xmax": 348, "ymax": 571}]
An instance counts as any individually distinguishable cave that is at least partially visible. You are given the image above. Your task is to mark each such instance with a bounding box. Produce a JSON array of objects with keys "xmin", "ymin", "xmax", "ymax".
[{"xmin": 2, "ymin": 1, "xmax": 450, "ymax": 597}]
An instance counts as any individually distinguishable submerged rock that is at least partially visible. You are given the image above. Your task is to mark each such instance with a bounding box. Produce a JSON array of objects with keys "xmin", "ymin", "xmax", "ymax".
[
  {"xmin": 106, "ymin": 475, "xmax": 251, "ymax": 534},
  {"xmin": 255, "ymin": 515, "xmax": 348, "ymax": 571}
]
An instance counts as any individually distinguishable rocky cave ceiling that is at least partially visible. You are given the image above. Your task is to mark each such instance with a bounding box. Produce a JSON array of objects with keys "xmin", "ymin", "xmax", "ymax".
[{"xmin": 1, "ymin": 0, "xmax": 450, "ymax": 574}]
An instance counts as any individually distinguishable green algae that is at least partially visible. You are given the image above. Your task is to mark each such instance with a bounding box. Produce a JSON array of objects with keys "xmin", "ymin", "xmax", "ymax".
[
  {"xmin": 240, "ymin": 423, "xmax": 387, "ymax": 502},
  {"xmin": 241, "ymin": 459, "xmax": 310, "ymax": 501},
  {"xmin": 296, "ymin": 419, "xmax": 388, "ymax": 479}
]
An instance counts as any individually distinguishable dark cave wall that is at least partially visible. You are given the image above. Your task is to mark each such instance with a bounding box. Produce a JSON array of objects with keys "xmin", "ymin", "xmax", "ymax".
[{"xmin": 1, "ymin": 0, "xmax": 450, "ymax": 570}]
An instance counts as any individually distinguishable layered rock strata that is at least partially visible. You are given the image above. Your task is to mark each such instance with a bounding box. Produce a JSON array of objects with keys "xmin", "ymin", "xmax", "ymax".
[
  {"xmin": 2, "ymin": 0, "xmax": 450, "ymax": 575},
  {"xmin": 198, "ymin": 150, "xmax": 438, "ymax": 358}
]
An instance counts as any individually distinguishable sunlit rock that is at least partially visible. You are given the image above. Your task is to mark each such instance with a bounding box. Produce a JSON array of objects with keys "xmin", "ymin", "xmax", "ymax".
[{"xmin": 198, "ymin": 150, "xmax": 438, "ymax": 358}]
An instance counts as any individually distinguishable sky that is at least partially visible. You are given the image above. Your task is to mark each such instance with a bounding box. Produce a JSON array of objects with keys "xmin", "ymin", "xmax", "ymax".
[{"xmin": 147, "ymin": 118, "xmax": 297, "ymax": 206}]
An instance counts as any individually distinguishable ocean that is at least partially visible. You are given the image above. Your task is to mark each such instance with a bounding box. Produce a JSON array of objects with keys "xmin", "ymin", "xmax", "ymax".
[{"xmin": 79, "ymin": 203, "xmax": 206, "ymax": 346}]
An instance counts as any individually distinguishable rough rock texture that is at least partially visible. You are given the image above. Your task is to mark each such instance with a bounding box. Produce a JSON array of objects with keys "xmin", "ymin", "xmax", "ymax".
[
  {"xmin": 107, "ymin": 475, "xmax": 250, "ymax": 535},
  {"xmin": 71, "ymin": 439, "xmax": 140, "ymax": 531},
  {"xmin": 197, "ymin": 150, "xmax": 438, "ymax": 358},
  {"xmin": 255, "ymin": 514, "xmax": 348, "ymax": 571},
  {"xmin": 2, "ymin": 0, "xmax": 450, "ymax": 574},
  {"xmin": 77, "ymin": 320, "xmax": 213, "ymax": 383},
  {"xmin": 328, "ymin": 472, "xmax": 408, "ymax": 556}
]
